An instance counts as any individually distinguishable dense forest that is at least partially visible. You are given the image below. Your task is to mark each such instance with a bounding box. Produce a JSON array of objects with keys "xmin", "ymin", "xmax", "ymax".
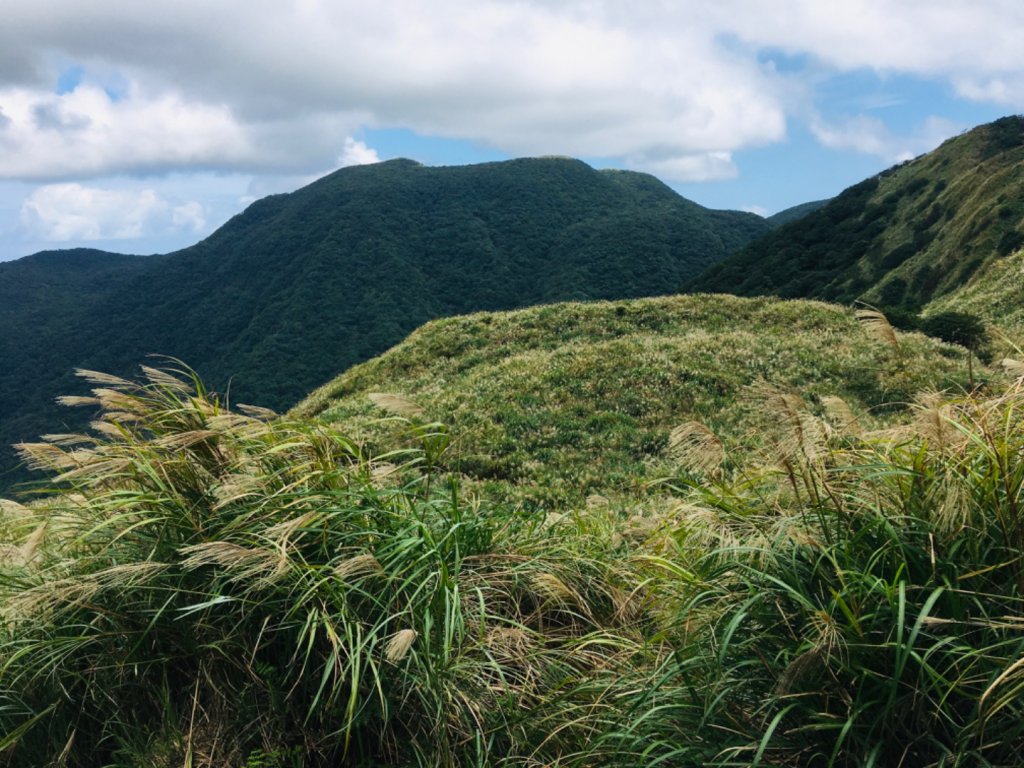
[{"xmin": 690, "ymin": 116, "xmax": 1024, "ymax": 317}]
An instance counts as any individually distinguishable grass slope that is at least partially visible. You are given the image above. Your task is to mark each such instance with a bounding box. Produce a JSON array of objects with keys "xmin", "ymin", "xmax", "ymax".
[
  {"xmin": 691, "ymin": 115, "xmax": 1024, "ymax": 314},
  {"xmin": 0, "ymin": 158, "xmax": 769, "ymax": 492},
  {"xmin": 296, "ymin": 293, "xmax": 976, "ymax": 507}
]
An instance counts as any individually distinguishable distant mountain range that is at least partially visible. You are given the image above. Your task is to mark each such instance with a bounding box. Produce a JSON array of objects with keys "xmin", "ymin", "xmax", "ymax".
[
  {"xmin": 7, "ymin": 116, "xmax": 1024, "ymax": 492},
  {"xmin": 0, "ymin": 157, "xmax": 768, "ymax": 490}
]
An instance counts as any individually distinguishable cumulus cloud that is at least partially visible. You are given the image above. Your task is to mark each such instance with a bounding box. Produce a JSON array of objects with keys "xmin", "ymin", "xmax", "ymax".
[
  {"xmin": 627, "ymin": 152, "xmax": 739, "ymax": 183},
  {"xmin": 0, "ymin": 0, "xmax": 789, "ymax": 181},
  {"xmin": 20, "ymin": 183, "xmax": 205, "ymax": 241},
  {"xmin": 0, "ymin": 84, "xmax": 255, "ymax": 179},
  {"xmin": 171, "ymin": 200, "xmax": 206, "ymax": 233},
  {"xmin": 953, "ymin": 75, "xmax": 1024, "ymax": 107},
  {"xmin": 338, "ymin": 137, "xmax": 379, "ymax": 168},
  {"xmin": 703, "ymin": 0, "xmax": 1024, "ymax": 84}
]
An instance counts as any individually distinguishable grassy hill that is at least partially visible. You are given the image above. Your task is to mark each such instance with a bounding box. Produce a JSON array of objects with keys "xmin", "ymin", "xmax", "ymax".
[
  {"xmin": 690, "ymin": 116, "xmax": 1024, "ymax": 318},
  {"xmin": 0, "ymin": 158, "xmax": 769, "ymax": 492},
  {"xmin": 296, "ymin": 293, "xmax": 977, "ymax": 508}
]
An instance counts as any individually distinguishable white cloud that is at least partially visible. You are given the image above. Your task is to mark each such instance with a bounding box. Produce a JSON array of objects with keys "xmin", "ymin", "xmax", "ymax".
[
  {"xmin": 0, "ymin": 84, "xmax": 253, "ymax": 179},
  {"xmin": 953, "ymin": 75, "xmax": 1024, "ymax": 106},
  {"xmin": 810, "ymin": 114, "xmax": 960, "ymax": 162},
  {"xmin": 627, "ymin": 151, "xmax": 739, "ymax": 182},
  {"xmin": 0, "ymin": 0, "xmax": 1017, "ymax": 194},
  {"xmin": 0, "ymin": 1, "xmax": 790, "ymax": 180},
  {"xmin": 171, "ymin": 200, "xmax": 206, "ymax": 233},
  {"xmin": 338, "ymin": 137, "xmax": 379, "ymax": 168},
  {"xmin": 20, "ymin": 183, "xmax": 204, "ymax": 241},
  {"xmin": 702, "ymin": 0, "xmax": 1024, "ymax": 85},
  {"xmin": 742, "ymin": 205, "xmax": 768, "ymax": 217}
]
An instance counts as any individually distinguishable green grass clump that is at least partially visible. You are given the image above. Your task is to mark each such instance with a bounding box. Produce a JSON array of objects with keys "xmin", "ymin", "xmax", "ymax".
[
  {"xmin": 0, "ymin": 366, "xmax": 666, "ymax": 767},
  {"xmin": 664, "ymin": 380, "xmax": 1024, "ymax": 765}
]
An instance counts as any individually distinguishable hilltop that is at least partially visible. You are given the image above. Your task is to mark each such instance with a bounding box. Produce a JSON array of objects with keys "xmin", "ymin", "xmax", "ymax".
[
  {"xmin": 690, "ymin": 116, "xmax": 1024, "ymax": 321},
  {"xmin": 0, "ymin": 157, "xmax": 768, "ymax": 490},
  {"xmin": 296, "ymin": 293, "xmax": 976, "ymax": 507}
]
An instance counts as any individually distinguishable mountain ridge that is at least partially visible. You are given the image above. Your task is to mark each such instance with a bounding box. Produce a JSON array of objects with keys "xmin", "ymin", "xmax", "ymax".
[{"xmin": 689, "ymin": 116, "xmax": 1024, "ymax": 319}]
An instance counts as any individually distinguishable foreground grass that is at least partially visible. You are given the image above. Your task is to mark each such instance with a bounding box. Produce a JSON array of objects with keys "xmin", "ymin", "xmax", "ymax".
[
  {"xmin": 4, "ymin": 350, "xmax": 1024, "ymax": 765},
  {"xmin": 0, "ymin": 367, "xmax": 671, "ymax": 766}
]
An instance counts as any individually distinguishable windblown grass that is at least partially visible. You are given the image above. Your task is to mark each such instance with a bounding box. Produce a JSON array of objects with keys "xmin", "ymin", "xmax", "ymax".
[
  {"xmin": 661, "ymin": 376, "xmax": 1024, "ymax": 766},
  {"xmin": 4, "ymin": 342, "xmax": 1024, "ymax": 765},
  {"xmin": 0, "ymin": 365, "xmax": 669, "ymax": 767}
]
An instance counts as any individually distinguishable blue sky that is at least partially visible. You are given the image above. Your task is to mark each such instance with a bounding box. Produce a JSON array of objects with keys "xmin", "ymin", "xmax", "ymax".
[{"xmin": 0, "ymin": 0, "xmax": 1022, "ymax": 261}]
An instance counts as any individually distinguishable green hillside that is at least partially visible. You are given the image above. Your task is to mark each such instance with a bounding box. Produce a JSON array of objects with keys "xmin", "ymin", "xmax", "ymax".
[
  {"xmin": 0, "ymin": 158, "xmax": 769, "ymax": 491},
  {"xmin": 690, "ymin": 116, "xmax": 1024, "ymax": 315},
  {"xmin": 297, "ymin": 293, "xmax": 976, "ymax": 507},
  {"xmin": 2, "ymin": 297, "xmax": 1008, "ymax": 767},
  {"xmin": 4, "ymin": 119, "xmax": 1024, "ymax": 767}
]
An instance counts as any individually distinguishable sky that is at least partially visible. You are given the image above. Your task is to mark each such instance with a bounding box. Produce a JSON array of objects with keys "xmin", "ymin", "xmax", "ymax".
[{"xmin": 0, "ymin": 0, "xmax": 1022, "ymax": 262}]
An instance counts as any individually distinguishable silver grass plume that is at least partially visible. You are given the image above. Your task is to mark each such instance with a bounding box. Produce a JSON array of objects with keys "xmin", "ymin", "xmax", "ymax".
[
  {"xmin": 668, "ymin": 421, "xmax": 724, "ymax": 474},
  {"xmin": 368, "ymin": 392, "xmax": 426, "ymax": 419},
  {"xmin": 820, "ymin": 396, "xmax": 863, "ymax": 437},
  {"xmin": 855, "ymin": 308, "xmax": 901, "ymax": 356},
  {"xmin": 74, "ymin": 369, "xmax": 134, "ymax": 388},
  {"xmin": 384, "ymin": 628, "xmax": 418, "ymax": 662},
  {"xmin": 141, "ymin": 365, "xmax": 192, "ymax": 393},
  {"xmin": 1000, "ymin": 358, "xmax": 1024, "ymax": 378}
]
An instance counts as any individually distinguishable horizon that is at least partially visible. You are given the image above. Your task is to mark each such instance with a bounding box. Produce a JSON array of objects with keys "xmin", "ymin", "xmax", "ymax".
[{"xmin": 1, "ymin": 1, "xmax": 1021, "ymax": 262}]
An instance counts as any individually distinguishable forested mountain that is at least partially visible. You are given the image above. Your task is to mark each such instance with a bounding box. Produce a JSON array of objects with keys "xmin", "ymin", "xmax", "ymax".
[
  {"xmin": 765, "ymin": 199, "xmax": 829, "ymax": 228},
  {"xmin": 690, "ymin": 116, "xmax": 1024, "ymax": 315},
  {"xmin": 6, "ymin": 121, "xmax": 1024, "ymax": 768},
  {"xmin": 0, "ymin": 156, "xmax": 768, "ymax": 490}
]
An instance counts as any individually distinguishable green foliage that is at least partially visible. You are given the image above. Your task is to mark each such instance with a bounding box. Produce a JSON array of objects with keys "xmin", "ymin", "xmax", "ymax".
[
  {"xmin": 689, "ymin": 115, "xmax": 1024, "ymax": 327},
  {"xmin": 765, "ymin": 199, "xmax": 830, "ymax": 229},
  {"xmin": 919, "ymin": 310, "xmax": 989, "ymax": 353},
  {"xmin": 0, "ymin": 158, "xmax": 769, "ymax": 494},
  {"xmin": 2, "ymin": 352, "xmax": 1024, "ymax": 765},
  {"xmin": 0, "ymin": 366, "xmax": 663, "ymax": 767},
  {"xmin": 667, "ymin": 382, "xmax": 1024, "ymax": 765},
  {"xmin": 297, "ymin": 294, "xmax": 975, "ymax": 509}
]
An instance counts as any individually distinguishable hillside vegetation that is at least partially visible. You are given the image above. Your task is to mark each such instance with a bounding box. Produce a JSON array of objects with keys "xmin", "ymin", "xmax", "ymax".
[
  {"xmin": 297, "ymin": 294, "xmax": 977, "ymax": 508},
  {"xmin": 0, "ymin": 157, "xmax": 768, "ymax": 491},
  {"xmin": 5, "ymin": 115, "xmax": 1024, "ymax": 765},
  {"xmin": 1, "ymin": 342, "xmax": 1020, "ymax": 766},
  {"xmin": 691, "ymin": 116, "xmax": 1024, "ymax": 321}
]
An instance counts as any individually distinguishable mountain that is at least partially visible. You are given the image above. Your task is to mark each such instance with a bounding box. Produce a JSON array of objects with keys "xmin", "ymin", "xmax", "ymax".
[
  {"xmin": 689, "ymin": 116, "xmax": 1024, "ymax": 317},
  {"xmin": 765, "ymin": 199, "xmax": 829, "ymax": 228},
  {"xmin": 0, "ymin": 157, "xmax": 769, "ymax": 491},
  {"xmin": 295, "ymin": 293, "xmax": 975, "ymax": 508}
]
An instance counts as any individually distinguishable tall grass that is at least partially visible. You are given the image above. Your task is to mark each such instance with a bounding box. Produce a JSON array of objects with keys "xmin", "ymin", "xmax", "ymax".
[
  {"xmin": 669, "ymin": 381, "xmax": 1024, "ymax": 766},
  {"xmin": 0, "ymin": 366, "xmax": 663, "ymax": 767},
  {"xmin": 5, "ymin": 363, "xmax": 1024, "ymax": 766}
]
